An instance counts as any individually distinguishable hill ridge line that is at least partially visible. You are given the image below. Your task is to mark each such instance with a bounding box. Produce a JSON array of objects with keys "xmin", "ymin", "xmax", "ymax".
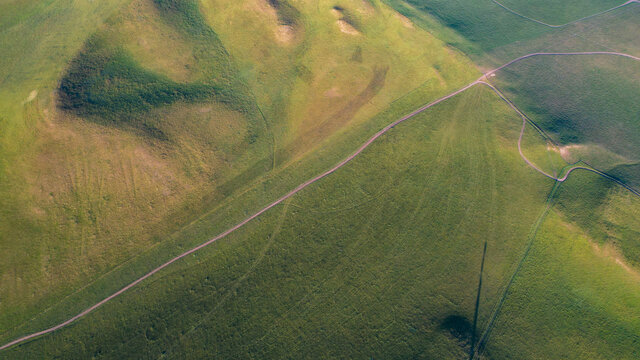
[{"xmin": 491, "ymin": 0, "xmax": 637, "ymax": 28}]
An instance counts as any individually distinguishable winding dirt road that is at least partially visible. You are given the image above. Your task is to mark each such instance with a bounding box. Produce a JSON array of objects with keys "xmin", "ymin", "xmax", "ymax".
[
  {"xmin": 486, "ymin": 51, "xmax": 640, "ymax": 76},
  {"xmin": 480, "ymin": 80, "xmax": 640, "ymax": 195},
  {"xmin": 491, "ymin": 0, "xmax": 637, "ymax": 28},
  {"xmin": 1, "ymin": 50, "xmax": 639, "ymax": 351}
]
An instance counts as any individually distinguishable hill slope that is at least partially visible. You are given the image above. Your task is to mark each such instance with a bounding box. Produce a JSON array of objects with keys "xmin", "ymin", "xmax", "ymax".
[{"xmin": 1, "ymin": 0, "xmax": 639, "ymax": 358}]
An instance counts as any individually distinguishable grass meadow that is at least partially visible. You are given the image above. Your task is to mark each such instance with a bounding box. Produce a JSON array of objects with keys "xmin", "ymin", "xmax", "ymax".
[
  {"xmin": 5, "ymin": 86, "xmax": 561, "ymax": 359},
  {"xmin": 383, "ymin": 0, "xmax": 639, "ymax": 67},
  {"xmin": 484, "ymin": 185, "xmax": 640, "ymax": 359},
  {"xmin": 491, "ymin": 55, "xmax": 640, "ymax": 189},
  {"xmin": 495, "ymin": 0, "xmax": 624, "ymax": 25},
  {"xmin": 1, "ymin": 0, "xmax": 639, "ymax": 358},
  {"xmin": 0, "ymin": 0, "xmax": 478, "ymax": 349}
]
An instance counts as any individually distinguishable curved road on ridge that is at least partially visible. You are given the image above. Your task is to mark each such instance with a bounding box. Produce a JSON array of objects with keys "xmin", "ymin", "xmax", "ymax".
[
  {"xmin": 479, "ymin": 80, "xmax": 640, "ymax": 195},
  {"xmin": 491, "ymin": 0, "xmax": 637, "ymax": 28},
  {"xmin": 1, "ymin": 50, "xmax": 640, "ymax": 351}
]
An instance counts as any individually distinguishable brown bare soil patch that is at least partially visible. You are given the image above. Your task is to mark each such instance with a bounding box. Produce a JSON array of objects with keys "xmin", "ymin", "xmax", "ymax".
[
  {"xmin": 395, "ymin": 12, "xmax": 414, "ymax": 28},
  {"xmin": 324, "ymin": 87, "xmax": 342, "ymax": 98},
  {"xmin": 337, "ymin": 20, "xmax": 360, "ymax": 35},
  {"xmin": 275, "ymin": 25, "xmax": 296, "ymax": 43}
]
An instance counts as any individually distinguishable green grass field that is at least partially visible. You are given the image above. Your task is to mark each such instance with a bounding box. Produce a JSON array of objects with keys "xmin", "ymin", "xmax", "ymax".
[
  {"xmin": 485, "ymin": 184, "xmax": 640, "ymax": 359},
  {"xmin": 490, "ymin": 54, "xmax": 640, "ymax": 190},
  {"xmin": 0, "ymin": 0, "xmax": 477, "ymax": 345},
  {"xmin": 496, "ymin": 0, "xmax": 623, "ymax": 24},
  {"xmin": 494, "ymin": 56, "xmax": 640, "ymax": 155},
  {"xmin": 383, "ymin": 0, "xmax": 639, "ymax": 66},
  {"xmin": 1, "ymin": 0, "xmax": 639, "ymax": 358},
  {"xmin": 3, "ymin": 86, "xmax": 560, "ymax": 358}
]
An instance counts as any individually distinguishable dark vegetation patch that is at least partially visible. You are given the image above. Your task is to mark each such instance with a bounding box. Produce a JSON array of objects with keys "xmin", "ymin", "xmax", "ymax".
[
  {"xmin": 267, "ymin": 0, "xmax": 301, "ymax": 26},
  {"xmin": 351, "ymin": 46, "xmax": 363, "ymax": 63},
  {"xmin": 58, "ymin": 35, "xmax": 216, "ymax": 123},
  {"xmin": 440, "ymin": 314, "xmax": 473, "ymax": 347},
  {"xmin": 58, "ymin": 0, "xmax": 264, "ymax": 139},
  {"xmin": 153, "ymin": 0, "xmax": 214, "ymax": 37}
]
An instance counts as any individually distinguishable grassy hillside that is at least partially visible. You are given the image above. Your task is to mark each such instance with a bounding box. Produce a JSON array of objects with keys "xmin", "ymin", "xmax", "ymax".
[
  {"xmin": 0, "ymin": 0, "xmax": 132, "ymax": 337},
  {"xmin": 553, "ymin": 171, "xmax": 640, "ymax": 268},
  {"xmin": 495, "ymin": 0, "xmax": 623, "ymax": 24},
  {"xmin": 383, "ymin": 0, "xmax": 551, "ymax": 55},
  {"xmin": 2, "ymin": 0, "xmax": 640, "ymax": 358},
  {"xmin": 4, "ymin": 86, "xmax": 560, "ymax": 358},
  {"xmin": 0, "ymin": 0, "xmax": 478, "ymax": 346},
  {"xmin": 383, "ymin": 0, "xmax": 638, "ymax": 66},
  {"xmin": 483, "ymin": 179, "xmax": 640, "ymax": 359},
  {"xmin": 0, "ymin": 0, "xmax": 280, "ymax": 336},
  {"xmin": 199, "ymin": 0, "xmax": 476, "ymax": 163},
  {"xmin": 491, "ymin": 55, "xmax": 640, "ymax": 189},
  {"xmin": 578, "ymin": 3, "xmax": 640, "ymax": 57}
]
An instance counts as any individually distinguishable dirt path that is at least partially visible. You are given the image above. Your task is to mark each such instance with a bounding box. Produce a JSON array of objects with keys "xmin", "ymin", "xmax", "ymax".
[
  {"xmin": 478, "ymin": 78, "xmax": 640, "ymax": 196},
  {"xmin": 486, "ymin": 51, "xmax": 640, "ymax": 76},
  {"xmin": 491, "ymin": 0, "xmax": 637, "ymax": 28},
  {"xmin": 2, "ymin": 51, "xmax": 639, "ymax": 352}
]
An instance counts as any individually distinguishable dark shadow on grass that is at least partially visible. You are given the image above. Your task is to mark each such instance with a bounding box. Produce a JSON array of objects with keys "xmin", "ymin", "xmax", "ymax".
[{"xmin": 469, "ymin": 240, "xmax": 487, "ymax": 359}]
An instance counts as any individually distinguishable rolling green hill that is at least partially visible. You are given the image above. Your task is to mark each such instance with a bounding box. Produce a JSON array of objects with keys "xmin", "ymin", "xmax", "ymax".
[
  {"xmin": 1, "ymin": 0, "xmax": 639, "ymax": 358},
  {"xmin": 0, "ymin": 0, "xmax": 476, "ymax": 345}
]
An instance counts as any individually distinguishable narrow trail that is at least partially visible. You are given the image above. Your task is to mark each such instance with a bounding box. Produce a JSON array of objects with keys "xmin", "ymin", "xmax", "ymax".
[
  {"xmin": 486, "ymin": 51, "xmax": 640, "ymax": 76},
  {"xmin": 2, "ymin": 51, "xmax": 640, "ymax": 352},
  {"xmin": 479, "ymin": 80, "xmax": 640, "ymax": 196},
  {"xmin": 491, "ymin": 0, "xmax": 637, "ymax": 28},
  {"xmin": 471, "ymin": 180, "xmax": 562, "ymax": 360}
]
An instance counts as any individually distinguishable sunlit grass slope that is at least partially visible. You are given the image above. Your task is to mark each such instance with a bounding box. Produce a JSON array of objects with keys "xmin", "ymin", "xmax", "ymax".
[
  {"xmin": 199, "ymin": 0, "xmax": 475, "ymax": 163},
  {"xmin": 0, "ymin": 0, "xmax": 477, "ymax": 344},
  {"xmin": 5, "ymin": 86, "xmax": 559, "ymax": 358},
  {"xmin": 553, "ymin": 172, "xmax": 640, "ymax": 268},
  {"xmin": 0, "ymin": 0, "xmax": 279, "ymax": 336},
  {"xmin": 4, "ymin": 0, "xmax": 638, "ymax": 358},
  {"xmin": 0, "ymin": 0, "xmax": 131, "ymax": 336},
  {"xmin": 483, "ymin": 173, "xmax": 640, "ymax": 360}
]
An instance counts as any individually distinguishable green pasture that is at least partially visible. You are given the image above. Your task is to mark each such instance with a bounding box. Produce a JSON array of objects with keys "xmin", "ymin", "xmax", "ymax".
[
  {"xmin": 5, "ymin": 86, "xmax": 560, "ymax": 358},
  {"xmin": 383, "ymin": 0, "xmax": 638, "ymax": 66},
  {"xmin": 491, "ymin": 55, "xmax": 640, "ymax": 188},
  {"xmin": 0, "ymin": 0, "xmax": 477, "ymax": 346},
  {"xmin": 497, "ymin": 0, "xmax": 623, "ymax": 25},
  {"xmin": 1, "ymin": 0, "xmax": 639, "ymax": 358},
  {"xmin": 484, "ymin": 196, "xmax": 640, "ymax": 359}
]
